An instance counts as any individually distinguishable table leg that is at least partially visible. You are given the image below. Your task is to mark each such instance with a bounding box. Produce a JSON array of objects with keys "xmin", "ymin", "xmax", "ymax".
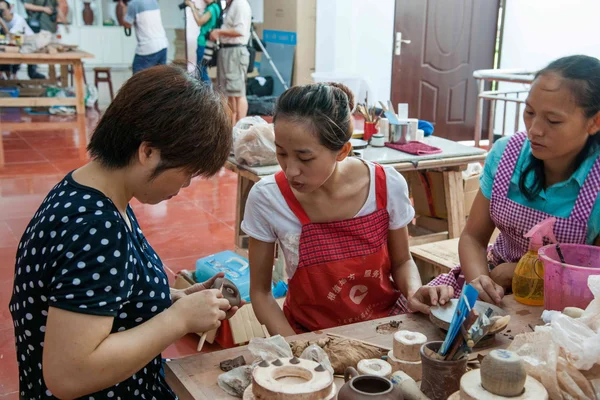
[
  {"xmin": 443, "ymin": 171, "xmax": 465, "ymax": 238},
  {"xmin": 76, "ymin": 114, "xmax": 87, "ymax": 160},
  {"xmin": 234, "ymin": 174, "xmax": 254, "ymax": 249},
  {"xmin": 60, "ymin": 65, "xmax": 69, "ymax": 87},
  {"xmin": 73, "ymin": 61, "xmax": 85, "ymax": 115},
  {"xmin": 48, "ymin": 64, "xmax": 57, "ymax": 85}
]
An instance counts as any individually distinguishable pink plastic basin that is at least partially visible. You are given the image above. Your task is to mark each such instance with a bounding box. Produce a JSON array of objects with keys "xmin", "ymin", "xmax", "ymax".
[{"xmin": 540, "ymin": 244, "xmax": 600, "ymax": 311}]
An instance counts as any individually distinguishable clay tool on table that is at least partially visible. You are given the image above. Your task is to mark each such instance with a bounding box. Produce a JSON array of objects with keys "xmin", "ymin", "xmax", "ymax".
[
  {"xmin": 446, "ymin": 309, "xmax": 478, "ymax": 361},
  {"xmin": 197, "ymin": 282, "xmax": 224, "ymax": 352},
  {"xmin": 439, "ymin": 284, "xmax": 478, "ymax": 356}
]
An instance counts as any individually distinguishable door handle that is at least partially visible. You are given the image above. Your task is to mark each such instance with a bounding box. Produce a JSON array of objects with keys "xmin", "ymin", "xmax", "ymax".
[{"xmin": 394, "ymin": 32, "xmax": 411, "ymax": 56}]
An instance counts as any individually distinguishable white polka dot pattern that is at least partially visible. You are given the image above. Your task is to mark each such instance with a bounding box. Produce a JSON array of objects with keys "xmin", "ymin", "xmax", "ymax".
[{"xmin": 9, "ymin": 173, "xmax": 175, "ymax": 399}]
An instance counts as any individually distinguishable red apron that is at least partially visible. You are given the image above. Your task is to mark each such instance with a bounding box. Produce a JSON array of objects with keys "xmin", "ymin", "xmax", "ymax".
[{"xmin": 275, "ymin": 163, "xmax": 402, "ymax": 333}]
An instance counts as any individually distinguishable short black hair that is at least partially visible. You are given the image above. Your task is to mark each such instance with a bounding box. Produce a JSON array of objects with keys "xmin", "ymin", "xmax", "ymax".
[
  {"xmin": 88, "ymin": 65, "xmax": 232, "ymax": 178},
  {"xmin": 0, "ymin": 1, "xmax": 11, "ymax": 9}
]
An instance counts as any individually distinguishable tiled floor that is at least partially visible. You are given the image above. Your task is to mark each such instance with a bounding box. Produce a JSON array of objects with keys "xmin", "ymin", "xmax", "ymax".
[{"xmin": 0, "ymin": 110, "xmax": 238, "ymax": 396}]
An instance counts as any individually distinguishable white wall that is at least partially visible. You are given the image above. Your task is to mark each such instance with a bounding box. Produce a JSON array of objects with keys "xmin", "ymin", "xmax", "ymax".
[
  {"xmin": 494, "ymin": 0, "xmax": 600, "ymax": 135},
  {"xmin": 315, "ymin": 0, "xmax": 395, "ymax": 103}
]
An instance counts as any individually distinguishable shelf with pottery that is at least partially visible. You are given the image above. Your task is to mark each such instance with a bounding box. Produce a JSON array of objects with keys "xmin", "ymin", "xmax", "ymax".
[{"xmin": 53, "ymin": 0, "xmax": 135, "ymax": 67}]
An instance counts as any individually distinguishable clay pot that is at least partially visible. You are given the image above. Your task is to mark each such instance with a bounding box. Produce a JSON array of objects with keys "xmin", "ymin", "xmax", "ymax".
[
  {"xmin": 419, "ymin": 341, "xmax": 467, "ymax": 400},
  {"xmin": 338, "ymin": 367, "xmax": 403, "ymax": 400},
  {"xmin": 58, "ymin": 0, "xmax": 68, "ymax": 22},
  {"xmin": 82, "ymin": 2, "xmax": 94, "ymax": 25},
  {"xmin": 116, "ymin": 0, "xmax": 126, "ymax": 26}
]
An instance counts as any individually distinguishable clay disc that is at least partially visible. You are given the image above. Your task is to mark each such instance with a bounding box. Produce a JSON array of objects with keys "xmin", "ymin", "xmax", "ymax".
[{"xmin": 429, "ymin": 299, "xmax": 507, "ymax": 331}]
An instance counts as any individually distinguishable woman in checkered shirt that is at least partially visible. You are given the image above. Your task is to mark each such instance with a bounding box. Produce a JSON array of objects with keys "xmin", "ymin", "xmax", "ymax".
[
  {"xmin": 242, "ymin": 82, "xmax": 454, "ymax": 335},
  {"xmin": 429, "ymin": 55, "xmax": 600, "ymax": 304}
]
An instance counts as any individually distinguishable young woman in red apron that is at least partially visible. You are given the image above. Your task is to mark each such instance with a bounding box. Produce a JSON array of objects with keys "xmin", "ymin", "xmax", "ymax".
[
  {"xmin": 429, "ymin": 55, "xmax": 600, "ymax": 304},
  {"xmin": 242, "ymin": 83, "xmax": 454, "ymax": 336}
]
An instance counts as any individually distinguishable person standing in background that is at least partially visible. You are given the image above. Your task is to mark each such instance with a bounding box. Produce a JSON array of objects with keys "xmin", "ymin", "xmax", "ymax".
[
  {"xmin": 210, "ymin": 0, "xmax": 251, "ymax": 124},
  {"xmin": 119, "ymin": 0, "xmax": 168, "ymax": 74},
  {"xmin": 0, "ymin": 0, "xmax": 35, "ymax": 78},
  {"xmin": 23, "ymin": 0, "xmax": 58, "ymax": 33},
  {"xmin": 185, "ymin": 0, "xmax": 221, "ymax": 84},
  {"xmin": 21, "ymin": 0, "xmax": 62, "ymax": 78}
]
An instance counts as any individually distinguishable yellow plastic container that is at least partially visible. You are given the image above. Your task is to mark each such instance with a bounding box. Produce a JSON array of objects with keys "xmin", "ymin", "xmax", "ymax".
[{"xmin": 512, "ymin": 217, "xmax": 557, "ymax": 306}]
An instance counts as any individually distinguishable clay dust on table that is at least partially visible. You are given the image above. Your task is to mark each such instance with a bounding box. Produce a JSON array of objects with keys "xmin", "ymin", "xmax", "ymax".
[{"xmin": 375, "ymin": 320, "xmax": 402, "ymax": 334}]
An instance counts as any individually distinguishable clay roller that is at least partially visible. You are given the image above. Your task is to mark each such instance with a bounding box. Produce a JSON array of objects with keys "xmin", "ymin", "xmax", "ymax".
[{"xmin": 197, "ymin": 277, "xmax": 242, "ymax": 352}]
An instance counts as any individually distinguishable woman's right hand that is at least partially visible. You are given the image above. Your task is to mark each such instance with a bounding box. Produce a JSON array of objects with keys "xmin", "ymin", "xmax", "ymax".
[
  {"xmin": 172, "ymin": 288, "xmax": 231, "ymax": 333},
  {"xmin": 184, "ymin": 0, "xmax": 193, "ymax": 9},
  {"xmin": 469, "ymin": 275, "xmax": 504, "ymax": 305}
]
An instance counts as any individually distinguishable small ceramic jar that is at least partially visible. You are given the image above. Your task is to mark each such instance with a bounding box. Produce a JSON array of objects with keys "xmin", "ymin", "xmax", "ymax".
[{"xmin": 371, "ymin": 133, "xmax": 385, "ymax": 147}]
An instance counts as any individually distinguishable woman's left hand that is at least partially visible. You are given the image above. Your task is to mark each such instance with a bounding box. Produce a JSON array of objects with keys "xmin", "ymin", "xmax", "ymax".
[
  {"xmin": 171, "ymin": 272, "xmax": 245, "ymax": 319},
  {"xmin": 407, "ymin": 285, "xmax": 455, "ymax": 314}
]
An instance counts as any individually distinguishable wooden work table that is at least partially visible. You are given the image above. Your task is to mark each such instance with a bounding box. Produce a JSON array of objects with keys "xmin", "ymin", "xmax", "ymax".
[
  {"xmin": 0, "ymin": 50, "xmax": 93, "ymax": 114},
  {"xmin": 226, "ymin": 135, "xmax": 487, "ymax": 252},
  {"xmin": 165, "ymin": 296, "xmax": 542, "ymax": 399}
]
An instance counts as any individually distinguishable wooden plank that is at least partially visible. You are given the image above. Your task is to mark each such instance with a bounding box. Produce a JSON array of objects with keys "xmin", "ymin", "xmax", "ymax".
[
  {"xmin": 443, "ymin": 170, "xmax": 465, "ymax": 238},
  {"xmin": 60, "ymin": 65, "xmax": 69, "ymax": 87},
  {"xmin": 0, "ymin": 121, "xmax": 82, "ymax": 131},
  {"xmin": 407, "ymin": 223, "xmax": 449, "ymax": 246},
  {"xmin": 234, "ymin": 175, "xmax": 254, "ymax": 249},
  {"xmin": 0, "ymin": 79, "xmax": 54, "ymax": 86},
  {"xmin": 72, "ymin": 61, "xmax": 85, "ymax": 114},
  {"xmin": 0, "ymin": 51, "xmax": 93, "ymax": 62},
  {"xmin": 411, "ymin": 238, "xmax": 461, "ymax": 271},
  {"xmin": 0, "ymin": 97, "xmax": 77, "ymax": 107},
  {"xmin": 48, "ymin": 64, "xmax": 57, "ymax": 84},
  {"xmin": 165, "ymin": 296, "xmax": 543, "ymax": 400},
  {"xmin": 415, "ymin": 216, "xmax": 448, "ymax": 233}
]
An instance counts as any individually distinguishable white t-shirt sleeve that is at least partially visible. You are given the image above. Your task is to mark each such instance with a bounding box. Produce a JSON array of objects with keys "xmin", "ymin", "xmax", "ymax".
[
  {"xmin": 384, "ymin": 166, "xmax": 415, "ymax": 230},
  {"xmin": 241, "ymin": 180, "xmax": 278, "ymax": 243}
]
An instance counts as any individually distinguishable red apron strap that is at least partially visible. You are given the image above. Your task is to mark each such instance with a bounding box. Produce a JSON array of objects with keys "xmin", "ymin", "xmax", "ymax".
[
  {"xmin": 374, "ymin": 163, "xmax": 388, "ymax": 210},
  {"xmin": 274, "ymin": 171, "xmax": 311, "ymax": 225}
]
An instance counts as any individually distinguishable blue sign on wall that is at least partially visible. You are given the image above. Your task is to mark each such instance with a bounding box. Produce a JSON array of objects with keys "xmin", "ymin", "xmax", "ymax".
[{"xmin": 260, "ymin": 30, "xmax": 297, "ymax": 96}]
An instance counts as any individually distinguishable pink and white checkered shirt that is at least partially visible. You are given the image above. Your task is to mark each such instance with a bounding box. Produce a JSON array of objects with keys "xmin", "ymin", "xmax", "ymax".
[{"xmin": 428, "ymin": 132, "xmax": 600, "ymax": 295}]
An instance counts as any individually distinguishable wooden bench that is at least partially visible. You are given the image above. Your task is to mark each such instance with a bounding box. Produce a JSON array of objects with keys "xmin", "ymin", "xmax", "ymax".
[
  {"xmin": 411, "ymin": 231, "xmax": 500, "ymax": 284},
  {"xmin": 411, "ymin": 238, "xmax": 460, "ymax": 284}
]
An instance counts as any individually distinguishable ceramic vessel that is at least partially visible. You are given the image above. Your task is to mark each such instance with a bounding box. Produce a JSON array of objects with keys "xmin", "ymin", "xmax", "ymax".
[
  {"xmin": 419, "ymin": 341, "xmax": 467, "ymax": 400},
  {"xmin": 82, "ymin": 2, "xmax": 94, "ymax": 25},
  {"xmin": 337, "ymin": 367, "xmax": 403, "ymax": 400}
]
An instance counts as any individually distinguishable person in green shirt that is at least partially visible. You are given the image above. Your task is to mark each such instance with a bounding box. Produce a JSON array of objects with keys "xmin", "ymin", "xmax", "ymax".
[{"xmin": 185, "ymin": 0, "xmax": 221, "ymax": 84}]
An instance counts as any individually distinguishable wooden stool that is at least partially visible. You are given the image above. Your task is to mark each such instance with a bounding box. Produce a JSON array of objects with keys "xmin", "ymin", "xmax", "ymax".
[{"xmin": 93, "ymin": 67, "xmax": 114, "ymax": 101}]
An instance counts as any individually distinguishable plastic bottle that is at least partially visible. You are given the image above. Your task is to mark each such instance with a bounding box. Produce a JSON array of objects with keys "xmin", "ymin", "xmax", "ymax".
[{"xmin": 512, "ymin": 217, "xmax": 557, "ymax": 305}]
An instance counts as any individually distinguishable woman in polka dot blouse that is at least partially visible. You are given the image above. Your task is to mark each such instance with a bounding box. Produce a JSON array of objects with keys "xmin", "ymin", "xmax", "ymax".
[{"xmin": 9, "ymin": 65, "xmax": 238, "ymax": 399}]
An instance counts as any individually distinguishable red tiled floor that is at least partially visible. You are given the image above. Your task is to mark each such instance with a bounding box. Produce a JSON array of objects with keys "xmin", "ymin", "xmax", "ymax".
[
  {"xmin": 0, "ymin": 162, "xmax": 59, "ymax": 178},
  {"xmin": 0, "ymin": 328, "xmax": 18, "ymax": 395},
  {"xmin": 2, "ymin": 140, "xmax": 32, "ymax": 151},
  {"xmin": 0, "ymin": 223, "xmax": 17, "ymax": 249},
  {"xmin": 2, "ymin": 150, "xmax": 46, "ymax": 165},
  {"xmin": 0, "ymin": 110, "xmax": 238, "ymax": 395}
]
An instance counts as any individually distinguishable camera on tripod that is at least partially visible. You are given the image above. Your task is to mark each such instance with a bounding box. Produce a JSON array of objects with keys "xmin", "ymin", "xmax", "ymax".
[{"xmin": 178, "ymin": 2, "xmax": 186, "ymax": 10}]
